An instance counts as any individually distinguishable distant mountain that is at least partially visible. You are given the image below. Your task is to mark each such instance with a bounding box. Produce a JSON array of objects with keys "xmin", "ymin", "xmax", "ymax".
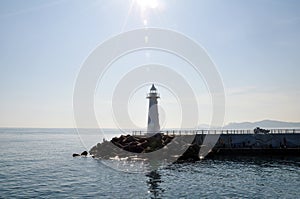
[
  {"xmin": 197, "ymin": 124, "xmax": 211, "ymax": 129},
  {"xmin": 223, "ymin": 120, "xmax": 300, "ymax": 129}
]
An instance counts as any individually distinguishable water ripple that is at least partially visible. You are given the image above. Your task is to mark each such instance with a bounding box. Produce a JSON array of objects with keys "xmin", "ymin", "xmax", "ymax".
[{"xmin": 0, "ymin": 129, "xmax": 299, "ymax": 198}]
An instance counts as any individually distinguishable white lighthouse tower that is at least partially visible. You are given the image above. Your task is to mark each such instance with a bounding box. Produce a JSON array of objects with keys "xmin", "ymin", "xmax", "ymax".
[{"xmin": 147, "ymin": 84, "xmax": 160, "ymax": 134}]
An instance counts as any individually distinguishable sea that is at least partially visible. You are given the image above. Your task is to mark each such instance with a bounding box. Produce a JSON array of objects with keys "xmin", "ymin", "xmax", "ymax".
[{"xmin": 0, "ymin": 128, "xmax": 299, "ymax": 199}]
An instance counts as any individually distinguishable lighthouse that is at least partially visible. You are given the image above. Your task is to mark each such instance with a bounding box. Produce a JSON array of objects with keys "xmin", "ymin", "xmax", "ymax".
[{"xmin": 147, "ymin": 84, "xmax": 160, "ymax": 134}]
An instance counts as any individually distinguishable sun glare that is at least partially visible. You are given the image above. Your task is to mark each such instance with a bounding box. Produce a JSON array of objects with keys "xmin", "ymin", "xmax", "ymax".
[
  {"xmin": 135, "ymin": 0, "xmax": 159, "ymax": 10},
  {"xmin": 132, "ymin": 0, "xmax": 161, "ymax": 26}
]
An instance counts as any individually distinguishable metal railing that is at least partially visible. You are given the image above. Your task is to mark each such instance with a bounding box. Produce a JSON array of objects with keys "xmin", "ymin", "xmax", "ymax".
[{"xmin": 132, "ymin": 129, "xmax": 300, "ymax": 136}]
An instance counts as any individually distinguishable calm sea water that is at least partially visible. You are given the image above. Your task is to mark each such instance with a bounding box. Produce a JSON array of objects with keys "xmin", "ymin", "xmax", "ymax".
[{"xmin": 0, "ymin": 128, "xmax": 299, "ymax": 198}]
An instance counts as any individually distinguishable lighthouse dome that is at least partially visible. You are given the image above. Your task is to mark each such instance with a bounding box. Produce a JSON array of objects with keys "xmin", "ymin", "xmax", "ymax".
[{"xmin": 150, "ymin": 84, "xmax": 157, "ymax": 91}]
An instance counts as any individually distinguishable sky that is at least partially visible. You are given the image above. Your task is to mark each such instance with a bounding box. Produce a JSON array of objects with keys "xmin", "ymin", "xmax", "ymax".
[{"xmin": 0, "ymin": 0, "xmax": 300, "ymax": 128}]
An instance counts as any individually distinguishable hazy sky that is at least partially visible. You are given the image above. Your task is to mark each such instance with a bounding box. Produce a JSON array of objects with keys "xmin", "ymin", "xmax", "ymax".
[{"xmin": 0, "ymin": 0, "xmax": 300, "ymax": 128}]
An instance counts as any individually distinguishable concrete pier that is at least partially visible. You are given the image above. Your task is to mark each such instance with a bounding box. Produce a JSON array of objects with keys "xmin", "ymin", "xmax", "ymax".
[{"xmin": 132, "ymin": 129, "xmax": 300, "ymax": 157}]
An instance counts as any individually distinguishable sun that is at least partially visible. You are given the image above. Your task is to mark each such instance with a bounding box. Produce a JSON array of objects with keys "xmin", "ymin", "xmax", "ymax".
[
  {"xmin": 127, "ymin": 0, "xmax": 162, "ymax": 28},
  {"xmin": 135, "ymin": 0, "xmax": 159, "ymax": 10}
]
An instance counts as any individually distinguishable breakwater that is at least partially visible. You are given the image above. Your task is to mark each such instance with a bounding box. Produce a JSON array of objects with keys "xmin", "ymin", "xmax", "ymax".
[
  {"xmin": 89, "ymin": 129, "xmax": 300, "ymax": 162},
  {"xmin": 132, "ymin": 129, "xmax": 300, "ymax": 157}
]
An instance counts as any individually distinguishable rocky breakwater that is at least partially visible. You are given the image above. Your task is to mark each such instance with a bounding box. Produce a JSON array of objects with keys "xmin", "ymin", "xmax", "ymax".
[{"xmin": 89, "ymin": 133, "xmax": 201, "ymax": 162}]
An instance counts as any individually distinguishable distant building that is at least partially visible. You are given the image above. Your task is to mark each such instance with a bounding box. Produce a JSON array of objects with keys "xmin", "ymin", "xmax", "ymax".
[{"xmin": 147, "ymin": 84, "xmax": 160, "ymax": 134}]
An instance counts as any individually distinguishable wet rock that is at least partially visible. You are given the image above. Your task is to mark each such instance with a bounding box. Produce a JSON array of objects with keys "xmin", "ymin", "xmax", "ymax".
[
  {"xmin": 81, "ymin": 151, "xmax": 88, "ymax": 156},
  {"xmin": 72, "ymin": 153, "xmax": 80, "ymax": 157}
]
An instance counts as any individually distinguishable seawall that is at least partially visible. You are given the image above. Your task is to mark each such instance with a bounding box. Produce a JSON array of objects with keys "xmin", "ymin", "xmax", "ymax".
[
  {"xmin": 193, "ymin": 133, "xmax": 300, "ymax": 157},
  {"xmin": 89, "ymin": 130, "xmax": 300, "ymax": 161}
]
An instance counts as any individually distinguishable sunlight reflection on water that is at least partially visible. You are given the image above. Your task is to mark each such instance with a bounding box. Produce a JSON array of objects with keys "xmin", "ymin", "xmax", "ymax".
[{"xmin": 0, "ymin": 129, "xmax": 299, "ymax": 198}]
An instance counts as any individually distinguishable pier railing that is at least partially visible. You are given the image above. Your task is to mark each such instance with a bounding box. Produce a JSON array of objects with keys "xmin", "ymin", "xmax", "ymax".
[{"xmin": 132, "ymin": 129, "xmax": 300, "ymax": 136}]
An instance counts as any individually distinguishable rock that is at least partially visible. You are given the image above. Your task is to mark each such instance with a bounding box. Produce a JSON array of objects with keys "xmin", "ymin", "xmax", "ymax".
[
  {"xmin": 124, "ymin": 144, "xmax": 144, "ymax": 153},
  {"xmin": 81, "ymin": 151, "xmax": 88, "ymax": 156},
  {"xmin": 153, "ymin": 133, "xmax": 163, "ymax": 140},
  {"xmin": 111, "ymin": 137, "xmax": 119, "ymax": 143},
  {"xmin": 162, "ymin": 137, "xmax": 173, "ymax": 146},
  {"xmin": 112, "ymin": 141, "xmax": 125, "ymax": 148},
  {"xmin": 89, "ymin": 133, "xmax": 177, "ymax": 159},
  {"xmin": 90, "ymin": 145, "xmax": 97, "ymax": 154},
  {"xmin": 123, "ymin": 135, "xmax": 136, "ymax": 143},
  {"xmin": 72, "ymin": 153, "xmax": 80, "ymax": 157},
  {"xmin": 137, "ymin": 140, "xmax": 148, "ymax": 148},
  {"xmin": 177, "ymin": 144, "xmax": 200, "ymax": 162}
]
